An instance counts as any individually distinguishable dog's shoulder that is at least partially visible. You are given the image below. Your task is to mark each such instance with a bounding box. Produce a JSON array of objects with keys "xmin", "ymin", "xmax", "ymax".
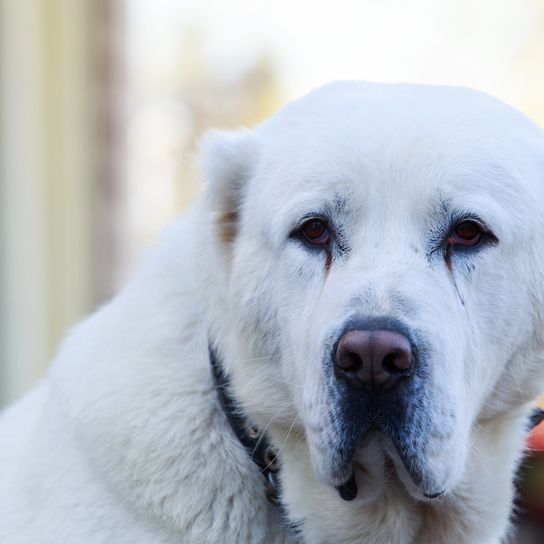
[{"xmin": 0, "ymin": 212, "xmax": 290, "ymax": 543}]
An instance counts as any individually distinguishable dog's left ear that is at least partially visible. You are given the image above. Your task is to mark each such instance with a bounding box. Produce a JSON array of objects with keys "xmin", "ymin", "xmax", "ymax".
[{"xmin": 200, "ymin": 129, "xmax": 260, "ymax": 245}]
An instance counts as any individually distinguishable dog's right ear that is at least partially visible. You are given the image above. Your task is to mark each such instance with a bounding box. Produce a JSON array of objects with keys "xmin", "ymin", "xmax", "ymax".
[{"xmin": 200, "ymin": 129, "xmax": 260, "ymax": 245}]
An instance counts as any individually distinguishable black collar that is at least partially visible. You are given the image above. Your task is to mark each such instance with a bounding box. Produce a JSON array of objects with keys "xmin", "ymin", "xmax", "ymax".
[{"xmin": 209, "ymin": 345, "xmax": 281, "ymax": 505}]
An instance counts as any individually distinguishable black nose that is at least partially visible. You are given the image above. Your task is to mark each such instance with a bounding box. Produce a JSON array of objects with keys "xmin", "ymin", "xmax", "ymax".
[{"xmin": 335, "ymin": 329, "xmax": 413, "ymax": 390}]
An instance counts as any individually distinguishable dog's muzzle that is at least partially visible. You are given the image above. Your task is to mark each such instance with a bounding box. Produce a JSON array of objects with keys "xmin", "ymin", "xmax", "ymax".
[{"xmin": 328, "ymin": 317, "xmax": 427, "ymax": 501}]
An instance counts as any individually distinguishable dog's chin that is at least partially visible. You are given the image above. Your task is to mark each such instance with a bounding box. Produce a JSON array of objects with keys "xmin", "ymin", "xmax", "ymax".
[
  {"xmin": 381, "ymin": 435, "xmax": 453, "ymax": 501},
  {"xmin": 319, "ymin": 432, "xmax": 455, "ymax": 503}
]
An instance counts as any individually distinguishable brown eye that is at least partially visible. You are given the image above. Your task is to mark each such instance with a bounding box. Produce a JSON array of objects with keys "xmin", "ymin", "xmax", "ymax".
[
  {"xmin": 448, "ymin": 220, "xmax": 482, "ymax": 246},
  {"xmin": 301, "ymin": 218, "xmax": 330, "ymax": 246}
]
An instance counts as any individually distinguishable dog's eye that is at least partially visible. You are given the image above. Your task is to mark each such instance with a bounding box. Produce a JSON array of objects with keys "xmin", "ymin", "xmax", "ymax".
[
  {"xmin": 448, "ymin": 220, "xmax": 483, "ymax": 246},
  {"xmin": 301, "ymin": 218, "xmax": 330, "ymax": 246}
]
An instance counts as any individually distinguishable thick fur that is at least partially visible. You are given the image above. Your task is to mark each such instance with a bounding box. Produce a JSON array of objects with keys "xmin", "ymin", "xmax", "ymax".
[{"xmin": 2, "ymin": 82, "xmax": 544, "ymax": 543}]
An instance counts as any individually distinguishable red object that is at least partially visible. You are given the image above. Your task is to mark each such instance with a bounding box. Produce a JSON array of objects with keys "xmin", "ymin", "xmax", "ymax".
[
  {"xmin": 528, "ymin": 421, "xmax": 544, "ymax": 451},
  {"xmin": 521, "ymin": 421, "xmax": 544, "ymax": 525}
]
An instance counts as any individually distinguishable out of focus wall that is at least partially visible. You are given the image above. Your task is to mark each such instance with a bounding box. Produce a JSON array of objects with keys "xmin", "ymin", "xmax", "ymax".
[
  {"xmin": 2, "ymin": 0, "xmax": 544, "ymax": 409},
  {"xmin": 0, "ymin": 0, "xmax": 96, "ymax": 405},
  {"xmin": 0, "ymin": 1, "xmax": 280, "ymax": 408}
]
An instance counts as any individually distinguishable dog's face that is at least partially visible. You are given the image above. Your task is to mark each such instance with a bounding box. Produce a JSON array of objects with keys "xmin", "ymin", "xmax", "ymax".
[{"xmin": 201, "ymin": 82, "xmax": 544, "ymax": 502}]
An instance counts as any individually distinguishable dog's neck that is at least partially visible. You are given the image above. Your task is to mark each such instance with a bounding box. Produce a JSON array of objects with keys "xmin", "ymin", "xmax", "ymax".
[
  {"xmin": 267, "ymin": 406, "xmax": 529, "ymax": 544},
  {"xmin": 53, "ymin": 219, "xmax": 292, "ymax": 544},
  {"xmin": 207, "ymin": 336, "xmax": 529, "ymax": 544}
]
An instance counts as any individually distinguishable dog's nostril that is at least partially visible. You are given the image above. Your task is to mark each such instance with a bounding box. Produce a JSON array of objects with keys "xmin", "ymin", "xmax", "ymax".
[
  {"xmin": 382, "ymin": 351, "xmax": 412, "ymax": 374},
  {"xmin": 337, "ymin": 352, "xmax": 362, "ymax": 371},
  {"xmin": 334, "ymin": 329, "xmax": 414, "ymax": 391}
]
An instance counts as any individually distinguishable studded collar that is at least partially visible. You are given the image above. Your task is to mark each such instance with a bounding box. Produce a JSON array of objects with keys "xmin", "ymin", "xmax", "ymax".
[{"xmin": 209, "ymin": 345, "xmax": 281, "ymax": 505}]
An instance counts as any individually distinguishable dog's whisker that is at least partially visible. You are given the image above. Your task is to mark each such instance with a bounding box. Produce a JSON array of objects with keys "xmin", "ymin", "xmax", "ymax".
[
  {"xmin": 266, "ymin": 415, "xmax": 303, "ymax": 470},
  {"xmin": 250, "ymin": 404, "xmax": 295, "ymax": 460}
]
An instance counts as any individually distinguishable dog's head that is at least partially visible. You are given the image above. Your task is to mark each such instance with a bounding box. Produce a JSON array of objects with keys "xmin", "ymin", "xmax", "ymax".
[{"xmin": 198, "ymin": 82, "xmax": 544, "ymax": 503}]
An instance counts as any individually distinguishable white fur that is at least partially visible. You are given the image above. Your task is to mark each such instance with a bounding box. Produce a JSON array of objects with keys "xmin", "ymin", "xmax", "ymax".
[{"xmin": 2, "ymin": 82, "xmax": 544, "ymax": 543}]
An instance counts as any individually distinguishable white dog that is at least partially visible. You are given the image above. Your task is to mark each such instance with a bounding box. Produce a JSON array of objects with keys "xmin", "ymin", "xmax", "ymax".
[{"xmin": 1, "ymin": 82, "xmax": 544, "ymax": 544}]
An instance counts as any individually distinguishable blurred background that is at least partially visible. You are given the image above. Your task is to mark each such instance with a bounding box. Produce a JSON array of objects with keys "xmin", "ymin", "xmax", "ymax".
[{"xmin": 0, "ymin": 0, "xmax": 544, "ymax": 536}]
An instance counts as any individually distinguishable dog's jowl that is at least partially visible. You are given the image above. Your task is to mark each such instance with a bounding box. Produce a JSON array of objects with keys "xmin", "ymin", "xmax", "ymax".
[{"xmin": 2, "ymin": 82, "xmax": 544, "ymax": 544}]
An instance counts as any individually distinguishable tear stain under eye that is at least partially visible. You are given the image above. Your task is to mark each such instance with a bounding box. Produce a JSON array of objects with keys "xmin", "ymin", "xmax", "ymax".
[
  {"xmin": 321, "ymin": 253, "xmax": 332, "ymax": 291},
  {"xmin": 443, "ymin": 247, "xmax": 465, "ymax": 307},
  {"xmin": 322, "ymin": 248, "xmax": 335, "ymax": 286},
  {"xmin": 325, "ymin": 251, "xmax": 332, "ymax": 271},
  {"xmin": 444, "ymin": 247, "xmax": 452, "ymax": 273}
]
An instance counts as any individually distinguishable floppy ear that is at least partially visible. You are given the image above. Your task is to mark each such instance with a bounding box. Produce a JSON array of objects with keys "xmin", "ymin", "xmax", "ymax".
[{"xmin": 200, "ymin": 129, "xmax": 260, "ymax": 245}]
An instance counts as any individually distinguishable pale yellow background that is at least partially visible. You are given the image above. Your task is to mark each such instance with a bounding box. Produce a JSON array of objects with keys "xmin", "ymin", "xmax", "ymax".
[{"xmin": 1, "ymin": 0, "xmax": 544, "ymax": 407}]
